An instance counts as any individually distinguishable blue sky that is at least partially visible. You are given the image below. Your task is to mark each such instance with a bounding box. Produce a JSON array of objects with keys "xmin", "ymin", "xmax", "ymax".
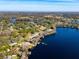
[{"xmin": 0, "ymin": 0, "xmax": 79, "ymax": 11}]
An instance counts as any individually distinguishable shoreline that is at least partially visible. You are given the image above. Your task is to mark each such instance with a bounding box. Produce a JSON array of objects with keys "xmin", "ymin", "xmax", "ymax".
[
  {"xmin": 27, "ymin": 29, "xmax": 56, "ymax": 58},
  {"xmin": 4, "ymin": 26, "xmax": 79, "ymax": 59},
  {"xmin": 3, "ymin": 28, "xmax": 56, "ymax": 59},
  {"xmin": 23, "ymin": 26, "xmax": 79, "ymax": 59}
]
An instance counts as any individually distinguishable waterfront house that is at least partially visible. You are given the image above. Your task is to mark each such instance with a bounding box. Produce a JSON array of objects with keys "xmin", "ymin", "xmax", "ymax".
[
  {"xmin": 16, "ymin": 17, "xmax": 33, "ymax": 22},
  {"xmin": 71, "ymin": 19, "xmax": 79, "ymax": 24},
  {"xmin": 10, "ymin": 17, "xmax": 16, "ymax": 24},
  {"xmin": 0, "ymin": 30, "xmax": 12, "ymax": 36}
]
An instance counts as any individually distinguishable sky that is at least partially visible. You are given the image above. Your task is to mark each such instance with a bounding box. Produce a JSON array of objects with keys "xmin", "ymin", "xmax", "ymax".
[{"xmin": 0, "ymin": 0, "xmax": 79, "ymax": 12}]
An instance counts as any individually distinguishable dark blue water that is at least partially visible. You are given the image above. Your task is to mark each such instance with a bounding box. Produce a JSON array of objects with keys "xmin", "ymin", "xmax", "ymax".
[{"xmin": 29, "ymin": 28, "xmax": 79, "ymax": 59}]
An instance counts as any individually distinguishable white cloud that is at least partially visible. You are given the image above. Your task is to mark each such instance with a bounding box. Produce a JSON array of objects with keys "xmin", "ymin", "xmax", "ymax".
[
  {"xmin": 57, "ymin": 0, "xmax": 75, "ymax": 1},
  {"xmin": 0, "ymin": 0, "xmax": 78, "ymax": 11},
  {"xmin": 0, "ymin": 3, "xmax": 78, "ymax": 11},
  {"xmin": 52, "ymin": 0, "xmax": 76, "ymax": 1}
]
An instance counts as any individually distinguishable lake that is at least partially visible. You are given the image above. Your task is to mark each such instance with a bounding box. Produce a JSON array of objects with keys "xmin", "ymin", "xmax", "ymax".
[{"xmin": 29, "ymin": 28, "xmax": 79, "ymax": 59}]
